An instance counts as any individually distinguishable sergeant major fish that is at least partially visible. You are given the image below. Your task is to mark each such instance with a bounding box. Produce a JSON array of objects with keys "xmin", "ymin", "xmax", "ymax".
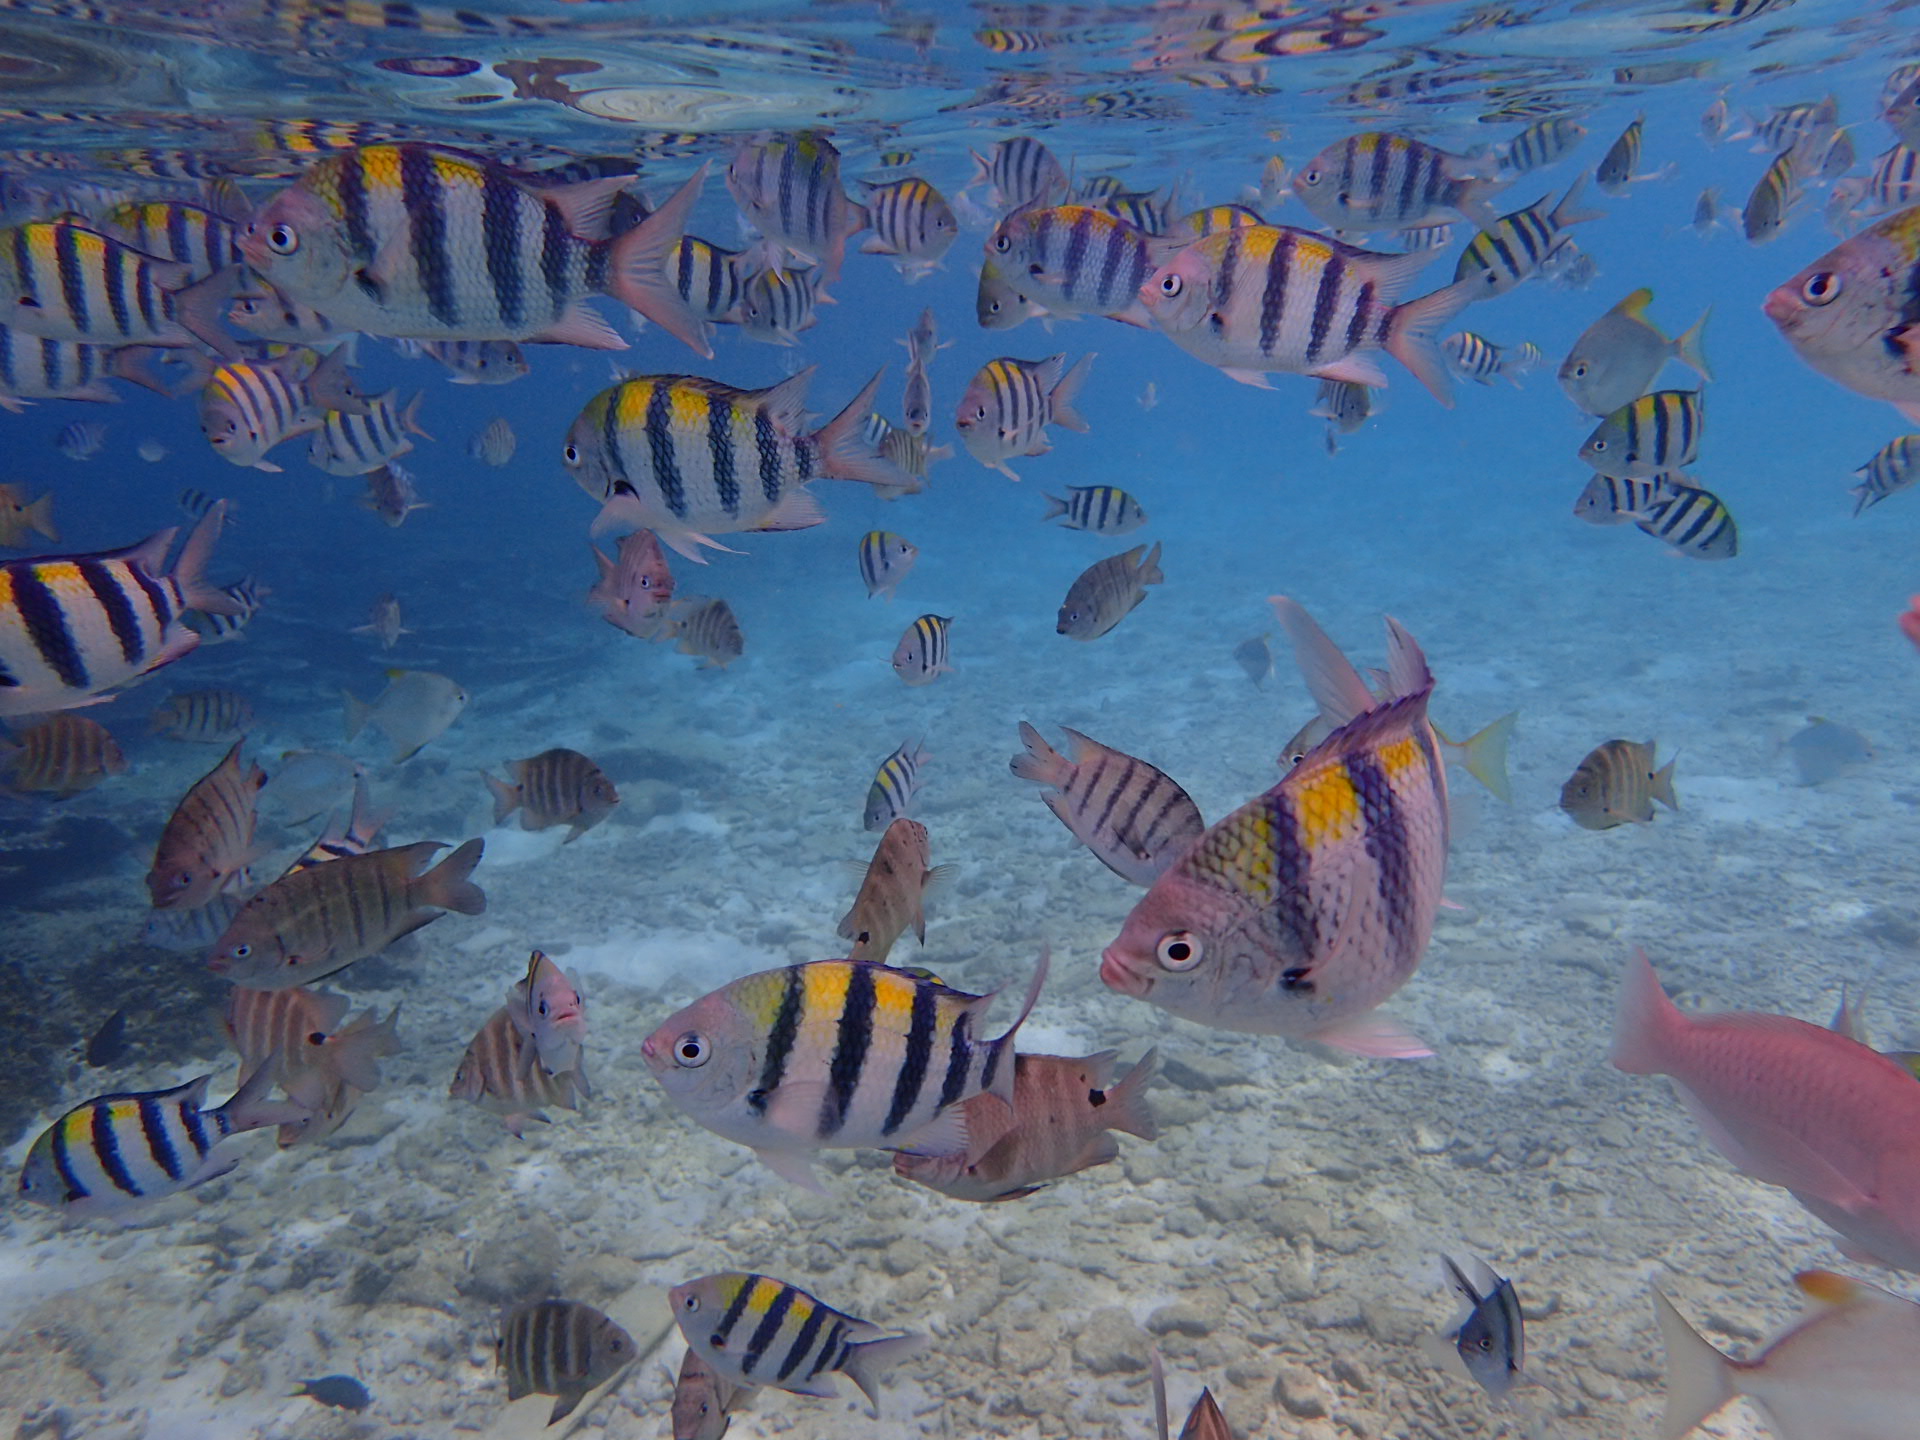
[
  {"xmin": 145, "ymin": 739, "xmax": 265, "ymax": 910},
  {"xmin": 891, "ymin": 614, "xmax": 953, "ymax": 685},
  {"xmin": 725, "ymin": 132, "xmax": 865, "ymax": 286},
  {"xmin": 1100, "ymin": 597, "xmax": 1448, "ymax": 1059},
  {"xmin": 1011, "ymin": 722, "xmax": 1205, "ymax": 886},
  {"xmin": 641, "ymin": 952, "xmax": 1049, "ymax": 1190},
  {"xmin": 857, "ymin": 530, "xmax": 917, "ymax": 601},
  {"xmin": 860, "ymin": 176, "xmax": 958, "ymax": 281},
  {"xmin": 1057, "ymin": 541, "xmax": 1163, "ymax": 640},
  {"xmin": 1579, "ymin": 390, "xmax": 1704, "ymax": 476},
  {"xmin": 200, "ymin": 346, "xmax": 367, "ymax": 472},
  {"xmin": 497, "ymin": 1299, "xmax": 634, "ymax": 1425},
  {"xmin": 955, "ymin": 353, "xmax": 1093, "ymax": 481},
  {"xmin": 1559, "ymin": 738, "xmax": 1678, "ymax": 829},
  {"xmin": 864, "ymin": 737, "xmax": 928, "ymax": 831},
  {"xmin": 482, "ymin": 747, "xmax": 619, "ymax": 841},
  {"xmin": 981, "ymin": 204, "xmax": 1182, "ymax": 328},
  {"xmin": 1043, "ymin": 484, "xmax": 1146, "ymax": 535},
  {"xmin": 1292, "ymin": 132, "xmax": 1506, "ymax": 232}
]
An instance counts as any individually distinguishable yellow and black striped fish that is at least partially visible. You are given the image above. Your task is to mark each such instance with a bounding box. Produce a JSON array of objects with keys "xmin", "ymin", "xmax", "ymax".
[
  {"xmin": 724, "ymin": 132, "xmax": 865, "ymax": 284},
  {"xmin": 981, "ymin": 204, "xmax": 1180, "ymax": 328},
  {"xmin": 1496, "ymin": 117, "xmax": 1586, "ymax": 175},
  {"xmin": 891, "ymin": 613, "xmax": 952, "ymax": 686},
  {"xmin": 1635, "ymin": 484, "xmax": 1737, "ymax": 559},
  {"xmin": 1041, "ymin": 483, "xmax": 1146, "ymax": 534},
  {"xmin": 200, "ymin": 346, "xmax": 366, "ymax": 471},
  {"xmin": 308, "ymin": 389, "xmax": 429, "ymax": 475},
  {"xmin": 18, "ymin": 1065, "xmax": 299, "ymax": 1216},
  {"xmin": 241, "ymin": 143, "xmax": 711, "ymax": 355},
  {"xmin": 1579, "ymin": 389, "xmax": 1704, "ymax": 477},
  {"xmin": 564, "ymin": 368, "xmax": 906, "ymax": 562},
  {"xmin": 0, "ymin": 328, "xmax": 146, "ymax": 408},
  {"xmin": 857, "ymin": 529, "xmax": 918, "ymax": 600},
  {"xmin": 496, "ymin": 1299, "xmax": 634, "ymax": 1425},
  {"xmin": 0, "ymin": 217, "xmax": 239, "ymax": 356},
  {"xmin": 642, "ymin": 953, "xmax": 1048, "ymax": 1190},
  {"xmin": 0, "ymin": 503, "xmax": 238, "ymax": 718},
  {"xmin": 1102, "ymin": 598, "xmax": 1448, "ymax": 1059},
  {"xmin": 859, "ymin": 176, "xmax": 957, "ymax": 280},
  {"xmin": 864, "ymin": 736, "xmax": 928, "ymax": 830},
  {"xmin": 100, "ymin": 200, "xmax": 247, "ymax": 279},
  {"xmin": 1294, "ymin": 132, "xmax": 1506, "ymax": 232},
  {"xmin": 730, "ymin": 263, "xmax": 822, "ymax": 346},
  {"xmin": 968, "ymin": 135, "xmax": 1068, "ymax": 213},
  {"xmin": 1572, "ymin": 472, "xmax": 1679, "ymax": 526},
  {"xmin": 1455, "ymin": 176, "xmax": 1601, "ymax": 299},
  {"xmin": 668, "ymin": 234, "xmax": 748, "ymax": 345},
  {"xmin": 670, "ymin": 1273, "xmax": 925, "ymax": 1414},
  {"xmin": 1179, "ymin": 202, "xmax": 1264, "ymax": 237}
]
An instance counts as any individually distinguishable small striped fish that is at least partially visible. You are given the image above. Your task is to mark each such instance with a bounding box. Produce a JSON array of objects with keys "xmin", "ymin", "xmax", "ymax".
[
  {"xmin": 150, "ymin": 688, "xmax": 254, "ymax": 744},
  {"xmin": 671, "ymin": 1348, "xmax": 743, "ymax": 1440},
  {"xmin": 0, "ymin": 713, "xmax": 125, "ymax": 796},
  {"xmin": 1579, "ymin": 390, "xmax": 1704, "ymax": 476},
  {"xmin": 1595, "ymin": 114, "xmax": 1646, "ymax": 194},
  {"xmin": 18, "ymin": 1065, "xmax": 299, "ymax": 1216},
  {"xmin": 186, "ymin": 576, "xmax": 265, "ymax": 645},
  {"xmin": 468, "ymin": 415, "xmax": 515, "ymax": 467},
  {"xmin": 1011, "ymin": 722, "xmax": 1205, "ymax": 886},
  {"xmin": 1455, "ymin": 176, "xmax": 1602, "ymax": 298},
  {"xmin": 482, "ymin": 747, "xmax": 619, "ymax": 841},
  {"xmin": 0, "ymin": 329, "xmax": 133, "ymax": 408},
  {"xmin": 1179, "ymin": 203, "xmax": 1264, "ymax": 237},
  {"xmin": 860, "ymin": 413, "xmax": 947, "ymax": 495},
  {"xmin": 901, "ymin": 358, "xmax": 931, "ymax": 433},
  {"xmin": 282, "ymin": 776, "xmax": 387, "ymax": 877},
  {"xmin": 864, "ymin": 737, "xmax": 928, "ymax": 831},
  {"xmin": 145, "ymin": 739, "xmax": 265, "ymax": 910},
  {"xmin": 200, "ymin": 347, "xmax": 365, "ymax": 472},
  {"xmin": 1396, "ymin": 223, "xmax": 1455, "ymax": 251},
  {"xmin": 224, "ymin": 985, "xmax": 397, "ymax": 1096},
  {"xmin": 1294, "ymin": 132, "xmax": 1506, "ymax": 231},
  {"xmin": 207, "ymin": 837, "xmax": 486, "ymax": 990},
  {"xmin": 1497, "ymin": 117, "xmax": 1587, "ymax": 175},
  {"xmin": 241, "ymin": 144, "xmax": 712, "ymax": 355},
  {"xmin": 670, "ymin": 595, "xmax": 744, "ymax": 669},
  {"xmin": 670, "ymin": 1273, "xmax": 925, "ymax": 1413},
  {"xmin": 1560, "ymin": 738, "xmax": 1677, "ymax": 828},
  {"xmin": 1312, "ymin": 378, "xmax": 1373, "ymax": 454},
  {"xmin": 642, "ymin": 952, "xmax": 1049, "ymax": 1190},
  {"xmin": 401, "ymin": 337, "xmax": 528, "ymax": 384},
  {"xmin": 0, "ymin": 217, "xmax": 239, "ymax": 355},
  {"xmin": 968, "ymin": 135, "xmax": 1069, "ymax": 212},
  {"xmin": 361, "ymin": 462, "xmax": 428, "ymax": 527},
  {"xmin": 891, "ymin": 613, "xmax": 952, "ymax": 686},
  {"xmin": 859, "ymin": 176, "xmax": 958, "ymax": 280},
  {"xmin": 1572, "ymin": 471, "xmax": 1680, "ymax": 525},
  {"xmin": 0, "ymin": 482, "xmax": 55, "ymax": 547},
  {"xmin": 1744, "ymin": 146, "xmax": 1803, "ymax": 243},
  {"xmin": 1753, "ymin": 95, "xmax": 1838, "ymax": 152},
  {"xmin": 1042, "ymin": 484, "xmax": 1146, "ymax": 534},
  {"xmin": 496, "ymin": 1299, "xmax": 634, "ymax": 1424},
  {"xmin": 1057, "ymin": 541, "xmax": 1163, "ymax": 640},
  {"xmin": 955, "ymin": 353, "xmax": 1093, "ymax": 480},
  {"xmin": 1099, "ymin": 187, "xmax": 1177, "ymax": 233},
  {"xmin": 838, "ymin": 817, "xmax": 947, "ymax": 963},
  {"xmin": 1852, "ymin": 435, "xmax": 1920, "ymax": 515},
  {"xmin": 1444, "ymin": 332, "xmax": 1516, "ymax": 385},
  {"xmin": 99, "ymin": 200, "xmax": 246, "ymax": 277},
  {"xmin": 857, "ymin": 530, "xmax": 918, "ymax": 601},
  {"xmin": 309, "ymin": 390, "xmax": 429, "ymax": 475},
  {"xmin": 731, "ymin": 263, "xmax": 822, "ymax": 345},
  {"xmin": 725, "ymin": 132, "xmax": 865, "ymax": 284},
  {"xmin": 452, "ymin": 1005, "xmax": 586, "ymax": 1137},
  {"xmin": 981, "ymin": 204, "xmax": 1179, "ymax": 327},
  {"xmin": 668, "ymin": 234, "xmax": 748, "ymax": 347},
  {"xmin": 1861, "ymin": 144, "xmax": 1920, "ymax": 215},
  {"xmin": 1140, "ymin": 226, "xmax": 1475, "ymax": 404},
  {"xmin": 565, "ymin": 368, "xmax": 908, "ymax": 562},
  {"xmin": 56, "ymin": 421, "xmax": 106, "ymax": 460},
  {"xmin": 1635, "ymin": 484, "xmax": 1738, "ymax": 559}
]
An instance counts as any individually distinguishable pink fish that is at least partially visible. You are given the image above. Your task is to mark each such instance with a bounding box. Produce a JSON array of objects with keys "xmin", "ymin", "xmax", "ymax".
[
  {"xmin": 1900, "ymin": 595, "xmax": 1920, "ymax": 653},
  {"xmin": 588, "ymin": 528, "xmax": 675, "ymax": 639},
  {"xmin": 1612, "ymin": 949, "xmax": 1920, "ymax": 1273}
]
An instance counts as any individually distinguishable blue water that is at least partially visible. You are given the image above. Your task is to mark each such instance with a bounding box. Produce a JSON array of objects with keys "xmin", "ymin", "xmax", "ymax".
[{"xmin": 1, "ymin": 1, "xmax": 1918, "ymax": 1436}]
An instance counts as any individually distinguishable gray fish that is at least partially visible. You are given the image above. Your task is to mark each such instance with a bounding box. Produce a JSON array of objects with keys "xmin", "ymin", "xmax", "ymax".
[
  {"xmin": 1010, "ymin": 722, "xmax": 1204, "ymax": 886},
  {"xmin": 669, "ymin": 596, "xmax": 744, "ymax": 669},
  {"xmin": 468, "ymin": 415, "xmax": 515, "ymax": 466},
  {"xmin": 292, "ymin": 1375, "xmax": 372, "ymax": 1412},
  {"xmin": 1443, "ymin": 1254, "xmax": 1525, "ymax": 1400},
  {"xmin": 150, "ymin": 688, "xmax": 254, "ymax": 744},
  {"xmin": 1634, "ymin": 483, "xmax": 1737, "ymax": 560},
  {"xmin": 343, "ymin": 670, "xmax": 466, "ymax": 762},
  {"xmin": 1559, "ymin": 288, "xmax": 1711, "ymax": 416},
  {"xmin": 1057, "ymin": 541, "xmax": 1163, "ymax": 641},
  {"xmin": 1233, "ymin": 634, "xmax": 1273, "ymax": 686},
  {"xmin": 1787, "ymin": 716, "xmax": 1872, "ymax": 785},
  {"xmin": 1042, "ymin": 484, "xmax": 1146, "ymax": 535},
  {"xmin": 1559, "ymin": 737, "xmax": 1678, "ymax": 829},
  {"xmin": 497, "ymin": 1298, "xmax": 635, "ymax": 1425},
  {"xmin": 864, "ymin": 738, "xmax": 928, "ymax": 832}
]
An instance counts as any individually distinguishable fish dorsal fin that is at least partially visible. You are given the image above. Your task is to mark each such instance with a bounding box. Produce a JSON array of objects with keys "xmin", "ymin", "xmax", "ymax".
[
  {"xmin": 1270, "ymin": 596, "xmax": 1376, "ymax": 727},
  {"xmin": 1382, "ymin": 615, "xmax": 1433, "ymax": 699}
]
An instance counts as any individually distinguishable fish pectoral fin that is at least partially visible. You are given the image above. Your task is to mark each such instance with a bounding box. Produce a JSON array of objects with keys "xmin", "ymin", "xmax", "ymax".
[
  {"xmin": 1310, "ymin": 1012, "xmax": 1433, "ymax": 1060},
  {"xmin": 893, "ymin": 1105, "xmax": 972, "ymax": 1161},
  {"xmin": 1221, "ymin": 368, "xmax": 1276, "ymax": 390},
  {"xmin": 752, "ymin": 1145, "xmax": 827, "ymax": 1193},
  {"xmin": 1676, "ymin": 1087, "xmax": 1871, "ymax": 1208}
]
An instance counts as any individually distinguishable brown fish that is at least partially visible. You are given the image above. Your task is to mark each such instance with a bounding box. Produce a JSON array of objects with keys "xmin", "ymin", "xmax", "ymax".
[
  {"xmin": 0, "ymin": 484, "xmax": 56, "ymax": 548},
  {"xmin": 224, "ymin": 986, "xmax": 398, "ymax": 1094},
  {"xmin": 497, "ymin": 1298, "xmax": 634, "ymax": 1425},
  {"xmin": 146, "ymin": 739, "xmax": 265, "ymax": 910},
  {"xmin": 451, "ymin": 1004, "xmax": 585, "ymax": 1137},
  {"xmin": 670, "ymin": 596, "xmax": 743, "ymax": 668},
  {"xmin": 893, "ymin": 1048, "xmax": 1157, "ymax": 1201},
  {"xmin": 483, "ymin": 747, "xmax": 619, "ymax": 841},
  {"xmin": 350, "ymin": 593, "xmax": 408, "ymax": 650},
  {"xmin": 836, "ymin": 817, "xmax": 951, "ymax": 963},
  {"xmin": 0, "ymin": 714, "xmax": 126, "ymax": 796},
  {"xmin": 150, "ymin": 688, "xmax": 254, "ymax": 744},
  {"xmin": 206, "ymin": 838, "xmax": 486, "ymax": 988},
  {"xmin": 671, "ymin": 1346, "xmax": 745, "ymax": 1440},
  {"xmin": 1057, "ymin": 541, "xmax": 1163, "ymax": 640},
  {"xmin": 588, "ymin": 528, "xmax": 675, "ymax": 640},
  {"xmin": 1559, "ymin": 738, "xmax": 1678, "ymax": 829}
]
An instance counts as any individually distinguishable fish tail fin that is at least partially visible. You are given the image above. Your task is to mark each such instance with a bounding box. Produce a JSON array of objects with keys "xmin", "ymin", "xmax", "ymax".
[
  {"xmin": 1610, "ymin": 949, "xmax": 1681, "ymax": 1075},
  {"xmin": 416, "ymin": 837, "xmax": 486, "ymax": 915},
  {"xmin": 1651, "ymin": 1289, "xmax": 1736, "ymax": 1440},
  {"xmin": 342, "ymin": 689, "xmax": 372, "ymax": 741},
  {"xmin": 1651, "ymin": 756, "xmax": 1680, "ymax": 811},
  {"xmin": 815, "ymin": 369, "xmax": 914, "ymax": 489},
  {"xmin": 1008, "ymin": 721, "xmax": 1070, "ymax": 786},
  {"xmin": 216, "ymin": 1052, "xmax": 311, "ymax": 1133},
  {"xmin": 324, "ymin": 1005, "xmax": 402, "ymax": 1092},
  {"xmin": 1386, "ymin": 279, "xmax": 1477, "ymax": 407},
  {"xmin": 1454, "ymin": 177, "xmax": 1508, "ymax": 232},
  {"xmin": 604, "ymin": 163, "xmax": 714, "ymax": 358},
  {"xmin": 985, "ymin": 947, "xmax": 1051, "ymax": 1106},
  {"xmin": 1106, "ymin": 1047, "xmax": 1160, "ymax": 1141},
  {"xmin": 304, "ymin": 346, "xmax": 369, "ymax": 416},
  {"xmin": 1048, "ymin": 352, "xmax": 1095, "ymax": 432},
  {"xmin": 400, "ymin": 390, "xmax": 432, "ymax": 440},
  {"xmin": 172, "ymin": 263, "xmax": 245, "ymax": 360},
  {"xmin": 1439, "ymin": 709, "xmax": 1518, "ymax": 803},
  {"xmin": 110, "ymin": 344, "xmax": 210, "ymax": 397},
  {"xmin": 1549, "ymin": 172, "xmax": 1604, "ymax": 230},
  {"xmin": 172, "ymin": 500, "xmax": 243, "ymax": 614},
  {"xmin": 1136, "ymin": 540, "xmax": 1164, "ymax": 587},
  {"xmin": 482, "ymin": 770, "xmax": 520, "ymax": 824},
  {"xmin": 342, "ymin": 776, "xmax": 389, "ymax": 849},
  {"xmin": 24, "ymin": 492, "xmax": 57, "ymax": 542},
  {"xmin": 1674, "ymin": 307, "xmax": 1713, "ymax": 382},
  {"xmin": 841, "ymin": 1332, "xmax": 928, "ymax": 1418},
  {"xmin": 1040, "ymin": 492, "xmax": 1069, "ymax": 521}
]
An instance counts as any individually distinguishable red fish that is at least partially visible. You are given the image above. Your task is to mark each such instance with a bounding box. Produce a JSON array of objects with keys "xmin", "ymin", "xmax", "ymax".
[{"xmin": 1900, "ymin": 595, "xmax": 1920, "ymax": 651}]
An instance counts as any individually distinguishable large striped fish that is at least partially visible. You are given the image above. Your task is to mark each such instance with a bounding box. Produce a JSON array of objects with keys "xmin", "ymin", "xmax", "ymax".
[
  {"xmin": 981, "ymin": 203, "xmax": 1182, "ymax": 328},
  {"xmin": 145, "ymin": 739, "xmax": 266, "ymax": 910},
  {"xmin": 0, "ymin": 217, "xmax": 241, "ymax": 357},
  {"xmin": 1101, "ymin": 597, "xmax": 1448, "ymax": 1059},
  {"xmin": 563, "ymin": 367, "xmax": 910, "ymax": 562},
  {"xmin": 0, "ymin": 327, "xmax": 162, "ymax": 409},
  {"xmin": 1139, "ymin": 225, "xmax": 1474, "ymax": 404},
  {"xmin": 0, "ymin": 501, "xmax": 240, "ymax": 718},
  {"xmin": 239, "ymin": 144, "xmax": 711, "ymax": 355},
  {"xmin": 724, "ymin": 132, "xmax": 865, "ymax": 286},
  {"xmin": 642, "ymin": 952, "xmax": 1049, "ymax": 1191},
  {"xmin": 1293, "ymin": 132, "xmax": 1506, "ymax": 232},
  {"xmin": 670, "ymin": 1273, "xmax": 925, "ymax": 1416},
  {"xmin": 17, "ymin": 1064, "xmax": 303, "ymax": 1217}
]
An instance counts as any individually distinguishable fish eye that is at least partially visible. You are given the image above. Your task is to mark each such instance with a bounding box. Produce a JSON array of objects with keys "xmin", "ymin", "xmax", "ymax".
[
  {"xmin": 1158, "ymin": 273, "xmax": 1183, "ymax": 296},
  {"xmin": 266, "ymin": 223, "xmax": 299, "ymax": 256},
  {"xmin": 1570, "ymin": 362, "xmax": 1588, "ymax": 378},
  {"xmin": 987, "ymin": 299, "xmax": 1003, "ymax": 314},
  {"xmin": 1302, "ymin": 167, "xmax": 1321, "ymax": 184},
  {"xmin": 1156, "ymin": 931, "xmax": 1203, "ymax": 970},
  {"xmin": 1800, "ymin": 270, "xmax": 1841, "ymax": 305},
  {"xmin": 682, "ymin": 1293, "xmax": 700, "ymax": 1312},
  {"xmin": 232, "ymin": 943, "xmax": 251, "ymax": 959},
  {"xmin": 974, "ymin": 406, "xmax": 988, "ymax": 420},
  {"xmin": 673, "ymin": 1031, "xmax": 710, "ymax": 1067},
  {"xmin": 1590, "ymin": 438, "xmax": 1607, "ymax": 452},
  {"xmin": 992, "ymin": 232, "xmax": 1011, "ymax": 253},
  {"xmin": 306, "ymin": 1031, "xmax": 326, "ymax": 1046},
  {"xmin": 563, "ymin": 444, "xmax": 580, "ymax": 464},
  {"xmin": 537, "ymin": 997, "xmax": 550, "ymax": 1017}
]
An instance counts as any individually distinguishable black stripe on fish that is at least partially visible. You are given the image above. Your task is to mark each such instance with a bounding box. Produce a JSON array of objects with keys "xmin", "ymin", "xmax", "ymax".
[
  {"xmin": 54, "ymin": 223, "xmax": 87, "ymax": 336},
  {"xmin": 740, "ymin": 1281, "xmax": 796, "ymax": 1379},
  {"xmin": 885, "ymin": 977, "xmax": 938, "ymax": 1136},
  {"xmin": 138, "ymin": 1096, "xmax": 183, "ymax": 1182},
  {"xmin": 779, "ymin": 1295, "xmax": 830, "ymax": 1382},
  {"xmin": 750, "ymin": 968, "xmax": 804, "ymax": 1115},
  {"xmin": 645, "ymin": 381, "xmax": 685, "ymax": 519},
  {"xmin": 1256, "ymin": 228, "xmax": 1291, "ymax": 359},
  {"xmin": 819, "ymin": 962, "xmax": 875, "ymax": 1138},
  {"xmin": 753, "ymin": 404, "xmax": 782, "ymax": 504},
  {"xmin": 1344, "ymin": 747, "xmax": 1416, "ymax": 951},
  {"xmin": 402, "ymin": 147, "xmax": 456, "ymax": 325},
  {"xmin": 481, "ymin": 162, "xmax": 523, "ymax": 326},
  {"xmin": 102, "ymin": 238, "xmax": 130, "ymax": 339},
  {"xmin": 706, "ymin": 395, "xmax": 739, "ymax": 517},
  {"xmin": 10, "ymin": 226, "xmax": 36, "ymax": 310},
  {"xmin": 50, "ymin": 1114, "xmax": 86, "ymax": 1201},
  {"xmin": 92, "ymin": 1103, "xmax": 142, "ymax": 1196},
  {"xmin": 339, "ymin": 150, "xmax": 374, "ymax": 273},
  {"xmin": 540, "ymin": 193, "xmax": 569, "ymax": 314},
  {"xmin": 936, "ymin": 1005, "xmax": 972, "ymax": 1110},
  {"xmin": 714, "ymin": 1275, "xmax": 756, "ymax": 1350},
  {"xmin": 1306, "ymin": 250, "xmax": 1344, "ymax": 363},
  {"xmin": 15, "ymin": 565, "xmax": 87, "ymax": 689},
  {"xmin": 183, "ymin": 1093, "xmax": 214, "ymax": 1151},
  {"xmin": 78, "ymin": 559, "xmax": 143, "ymax": 665}
]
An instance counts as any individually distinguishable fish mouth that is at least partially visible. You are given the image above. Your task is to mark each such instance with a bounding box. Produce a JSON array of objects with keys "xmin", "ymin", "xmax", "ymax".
[
  {"xmin": 1760, "ymin": 287, "xmax": 1796, "ymax": 324},
  {"xmin": 1099, "ymin": 947, "xmax": 1150, "ymax": 997}
]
